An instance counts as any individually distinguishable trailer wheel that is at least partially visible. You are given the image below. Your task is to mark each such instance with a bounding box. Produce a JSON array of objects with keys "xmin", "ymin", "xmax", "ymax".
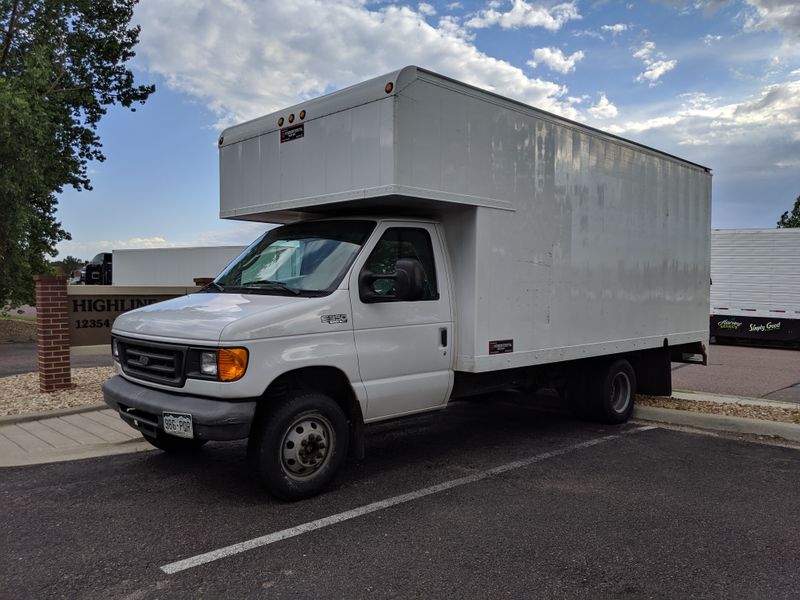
[
  {"xmin": 144, "ymin": 433, "xmax": 207, "ymax": 453},
  {"xmin": 248, "ymin": 392, "xmax": 349, "ymax": 501},
  {"xmin": 593, "ymin": 358, "xmax": 636, "ymax": 424}
]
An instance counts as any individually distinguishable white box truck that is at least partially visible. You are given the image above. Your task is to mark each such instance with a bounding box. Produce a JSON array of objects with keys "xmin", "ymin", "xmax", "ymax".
[
  {"xmin": 103, "ymin": 67, "xmax": 711, "ymax": 500},
  {"xmin": 710, "ymin": 228, "xmax": 800, "ymax": 346}
]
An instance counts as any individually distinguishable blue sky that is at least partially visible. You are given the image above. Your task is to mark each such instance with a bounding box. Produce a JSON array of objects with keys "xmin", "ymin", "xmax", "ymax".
[{"xmin": 56, "ymin": 0, "xmax": 800, "ymax": 260}]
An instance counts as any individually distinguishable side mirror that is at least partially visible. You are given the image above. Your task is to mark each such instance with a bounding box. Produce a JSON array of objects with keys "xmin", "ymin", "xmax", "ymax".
[{"xmin": 359, "ymin": 258, "xmax": 426, "ymax": 303}]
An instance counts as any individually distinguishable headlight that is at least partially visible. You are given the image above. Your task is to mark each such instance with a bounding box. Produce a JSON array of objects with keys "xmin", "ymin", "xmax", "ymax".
[
  {"xmin": 200, "ymin": 351, "xmax": 218, "ymax": 376},
  {"xmin": 190, "ymin": 348, "xmax": 248, "ymax": 382}
]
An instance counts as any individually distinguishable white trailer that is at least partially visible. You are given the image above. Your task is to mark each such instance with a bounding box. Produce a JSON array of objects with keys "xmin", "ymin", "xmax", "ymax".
[
  {"xmin": 710, "ymin": 228, "xmax": 800, "ymax": 346},
  {"xmin": 105, "ymin": 67, "xmax": 711, "ymax": 500},
  {"xmin": 112, "ymin": 246, "xmax": 247, "ymax": 286}
]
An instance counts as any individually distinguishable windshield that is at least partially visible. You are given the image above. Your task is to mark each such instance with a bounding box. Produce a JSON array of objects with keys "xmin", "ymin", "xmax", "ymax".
[{"xmin": 214, "ymin": 220, "xmax": 376, "ymax": 296}]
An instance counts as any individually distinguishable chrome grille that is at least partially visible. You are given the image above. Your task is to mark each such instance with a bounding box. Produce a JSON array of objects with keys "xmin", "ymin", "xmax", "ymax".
[{"xmin": 117, "ymin": 337, "xmax": 186, "ymax": 387}]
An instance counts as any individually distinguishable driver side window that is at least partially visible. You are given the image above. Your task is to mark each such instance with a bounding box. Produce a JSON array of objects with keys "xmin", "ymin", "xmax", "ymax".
[{"xmin": 363, "ymin": 228, "xmax": 439, "ymax": 301}]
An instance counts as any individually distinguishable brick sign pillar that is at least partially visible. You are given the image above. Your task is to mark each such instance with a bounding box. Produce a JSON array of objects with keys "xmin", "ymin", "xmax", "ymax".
[{"xmin": 33, "ymin": 275, "xmax": 72, "ymax": 392}]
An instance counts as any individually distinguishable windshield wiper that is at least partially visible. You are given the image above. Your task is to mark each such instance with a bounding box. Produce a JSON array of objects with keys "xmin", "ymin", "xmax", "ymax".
[
  {"xmin": 237, "ymin": 279, "xmax": 302, "ymax": 295},
  {"xmin": 201, "ymin": 281, "xmax": 225, "ymax": 292}
]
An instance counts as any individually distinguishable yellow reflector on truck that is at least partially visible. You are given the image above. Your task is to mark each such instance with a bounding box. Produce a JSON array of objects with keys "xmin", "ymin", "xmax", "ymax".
[{"xmin": 218, "ymin": 348, "xmax": 248, "ymax": 382}]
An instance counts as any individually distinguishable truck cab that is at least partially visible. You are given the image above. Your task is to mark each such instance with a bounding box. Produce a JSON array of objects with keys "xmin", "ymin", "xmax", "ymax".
[{"xmin": 105, "ymin": 217, "xmax": 455, "ymax": 500}]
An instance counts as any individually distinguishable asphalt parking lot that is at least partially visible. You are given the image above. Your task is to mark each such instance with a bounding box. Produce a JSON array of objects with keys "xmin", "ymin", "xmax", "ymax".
[
  {"xmin": 672, "ymin": 343, "xmax": 800, "ymax": 402},
  {"xmin": 2, "ymin": 396, "xmax": 799, "ymax": 599}
]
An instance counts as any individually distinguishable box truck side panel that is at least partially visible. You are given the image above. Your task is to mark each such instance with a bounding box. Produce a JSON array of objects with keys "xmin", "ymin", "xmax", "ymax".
[
  {"xmin": 390, "ymin": 76, "xmax": 710, "ymax": 371},
  {"xmin": 711, "ymin": 229, "xmax": 800, "ymax": 317}
]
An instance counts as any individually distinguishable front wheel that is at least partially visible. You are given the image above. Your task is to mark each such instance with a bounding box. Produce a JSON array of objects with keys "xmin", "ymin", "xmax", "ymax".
[{"xmin": 248, "ymin": 392, "xmax": 349, "ymax": 501}]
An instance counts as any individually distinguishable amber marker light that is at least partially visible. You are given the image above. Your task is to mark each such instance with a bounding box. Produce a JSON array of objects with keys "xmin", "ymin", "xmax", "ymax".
[
  {"xmin": 278, "ymin": 117, "xmax": 284, "ymax": 126},
  {"xmin": 218, "ymin": 348, "xmax": 248, "ymax": 382},
  {"xmin": 288, "ymin": 113, "xmax": 295, "ymax": 123},
  {"xmin": 299, "ymin": 110, "xmax": 306, "ymax": 120},
  {"xmin": 385, "ymin": 82, "xmax": 394, "ymax": 94},
  {"xmin": 218, "ymin": 136, "xmax": 224, "ymax": 146}
]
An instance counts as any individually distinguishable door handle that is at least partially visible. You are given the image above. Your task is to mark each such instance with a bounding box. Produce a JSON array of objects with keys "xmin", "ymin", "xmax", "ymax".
[{"xmin": 440, "ymin": 328, "xmax": 447, "ymax": 347}]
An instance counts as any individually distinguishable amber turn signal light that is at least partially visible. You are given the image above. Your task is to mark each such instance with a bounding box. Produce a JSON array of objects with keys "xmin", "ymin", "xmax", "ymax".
[
  {"xmin": 218, "ymin": 348, "xmax": 248, "ymax": 382},
  {"xmin": 385, "ymin": 82, "xmax": 394, "ymax": 94},
  {"xmin": 299, "ymin": 110, "xmax": 306, "ymax": 120},
  {"xmin": 278, "ymin": 117, "xmax": 284, "ymax": 126}
]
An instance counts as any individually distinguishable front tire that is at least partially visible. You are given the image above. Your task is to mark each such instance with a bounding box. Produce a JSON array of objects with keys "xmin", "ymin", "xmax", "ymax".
[{"xmin": 248, "ymin": 392, "xmax": 349, "ymax": 501}]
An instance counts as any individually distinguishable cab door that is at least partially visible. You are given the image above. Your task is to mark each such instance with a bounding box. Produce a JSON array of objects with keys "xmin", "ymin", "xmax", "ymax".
[{"xmin": 349, "ymin": 222, "xmax": 453, "ymax": 421}]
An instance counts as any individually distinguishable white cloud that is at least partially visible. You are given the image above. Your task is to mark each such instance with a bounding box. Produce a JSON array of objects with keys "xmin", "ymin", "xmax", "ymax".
[
  {"xmin": 587, "ymin": 93, "xmax": 618, "ymax": 119},
  {"xmin": 135, "ymin": 1, "xmax": 582, "ymax": 126},
  {"xmin": 633, "ymin": 41, "xmax": 656, "ymax": 60},
  {"xmin": 418, "ymin": 2, "xmax": 436, "ymax": 16},
  {"xmin": 608, "ymin": 80, "xmax": 800, "ymax": 143},
  {"xmin": 528, "ymin": 47, "xmax": 585, "ymax": 74},
  {"xmin": 445, "ymin": 2, "xmax": 463, "ymax": 9},
  {"xmin": 633, "ymin": 40, "xmax": 677, "ymax": 85},
  {"xmin": 465, "ymin": 1, "xmax": 581, "ymax": 31},
  {"xmin": 573, "ymin": 28, "xmax": 604, "ymax": 40},
  {"xmin": 601, "ymin": 23, "xmax": 628, "ymax": 33},
  {"xmin": 636, "ymin": 59, "xmax": 678, "ymax": 83},
  {"xmin": 56, "ymin": 223, "xmax": 273, "ymax": 260},
  {"xmin": 703, "ymin": 34, "xmax": 722, "ymax": 44},
  {"xmin": 57, "ymin": 236, "xmax": 178, "ymax": 259},
  {"xmin": 742, "ymin": 0, "xmax": 800, "ymax": 41}
]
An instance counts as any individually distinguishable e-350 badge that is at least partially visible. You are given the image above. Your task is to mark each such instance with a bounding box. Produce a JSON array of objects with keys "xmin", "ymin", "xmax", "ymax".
[{"xmin": 321, "ymin": 314, "xmax": 348, "ymax": 324}]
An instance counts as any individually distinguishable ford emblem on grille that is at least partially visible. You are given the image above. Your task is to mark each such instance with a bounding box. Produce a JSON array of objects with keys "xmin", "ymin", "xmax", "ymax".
[{"xmin": 138, "ymin": 356, "xmax": 149, "ymax": 366}]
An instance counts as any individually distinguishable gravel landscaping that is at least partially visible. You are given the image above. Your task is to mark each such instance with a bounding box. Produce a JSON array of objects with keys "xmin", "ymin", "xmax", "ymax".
[
  {"xmin": 0, "ymin": 317, "xmax": 36, "ymax": 343},
  {"xmin": 637, "ymin": 395, "xmax": 800, "ymax": 424},
  {"xmin": 0, "ymin": 367, "xmax": 114, "ymax": 417}
]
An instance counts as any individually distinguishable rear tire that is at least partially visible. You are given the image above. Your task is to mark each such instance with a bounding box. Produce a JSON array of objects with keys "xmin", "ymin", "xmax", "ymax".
[
  {"xmin": 592, "ymin": 358, "xmax": 636, "ymax": 424},
  {"xmin": 144, "ymin": 432, "xmax": 207, "ymax": 453},
  {"xmin": 248, "ymin": 392, "xmax": 349, "ymax": 501}
]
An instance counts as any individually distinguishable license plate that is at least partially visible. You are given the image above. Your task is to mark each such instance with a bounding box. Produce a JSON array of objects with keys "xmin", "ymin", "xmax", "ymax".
[{"xmin": 162, "ymin": 412, "xmax": 194, "ymax": 439}]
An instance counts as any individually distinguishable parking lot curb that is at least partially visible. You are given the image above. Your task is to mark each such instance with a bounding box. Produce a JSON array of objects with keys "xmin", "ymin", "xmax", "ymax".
[
  {"xmin": 0, "ymin": 403, "xmax": 107, "ymax": 426},
  {"xmin": 0, "ymin": 436, "xmax": 152, "ymax": 468},
  {"xmin": 672, "ymin": 389, "xmax": 798, "ymax": 410},
  {"xmin": 633, "ymin": 405, "xmax": 800, "ymax": 443}
]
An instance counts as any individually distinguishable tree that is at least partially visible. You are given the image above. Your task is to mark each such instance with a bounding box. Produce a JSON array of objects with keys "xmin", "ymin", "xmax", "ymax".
[
  {"xmin": 777, "ymin": 195, "xmax": 800, "ymax": 228},
  {"xmin": 49, "ymin": 254, "xmax": 85, "ymax": 276},
  {"xmin": 0, "ymin": 0, "xmax": 154, "ymax": 307}
]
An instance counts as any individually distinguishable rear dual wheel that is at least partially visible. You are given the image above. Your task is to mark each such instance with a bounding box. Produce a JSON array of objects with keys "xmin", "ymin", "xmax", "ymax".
[
  {"xmin": 569, "ymin": 358, "xmax": 637, "ymax": 424},
  {"xmin": 248, "ymin": 392, "xmax": 349, "ymax": 501}
]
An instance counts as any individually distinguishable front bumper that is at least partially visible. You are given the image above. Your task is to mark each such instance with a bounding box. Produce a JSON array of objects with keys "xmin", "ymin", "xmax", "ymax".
[{"xmin": 102, "ymin": 375, "xmax": 256, "ymax": 441}]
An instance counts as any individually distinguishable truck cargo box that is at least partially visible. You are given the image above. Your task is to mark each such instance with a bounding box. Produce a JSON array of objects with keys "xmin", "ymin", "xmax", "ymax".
[
  {"xmin": 219, "ymin": 66, "xmax": 711, "ymax": 372},
  {"xmin": 710, "ymin": 228, "xmax": 800, "ymax": 346}
]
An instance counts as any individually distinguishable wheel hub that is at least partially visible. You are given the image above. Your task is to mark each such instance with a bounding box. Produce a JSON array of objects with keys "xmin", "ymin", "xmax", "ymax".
[{"xmin": 281, "ymin": 416, "xmax": 332, "ymax": 478}]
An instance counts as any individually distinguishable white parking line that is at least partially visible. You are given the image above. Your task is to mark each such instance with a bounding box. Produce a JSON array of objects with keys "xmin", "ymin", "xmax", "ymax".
[{"xmin": 161, "ymin": 425, "xmax": 657, "ymax": 574}]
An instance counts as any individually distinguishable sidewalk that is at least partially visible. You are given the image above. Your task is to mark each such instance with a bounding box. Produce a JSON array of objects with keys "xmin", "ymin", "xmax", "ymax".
[{"xmin": 0, "ymin": 406, "xmax": 152, "ymax": 467}]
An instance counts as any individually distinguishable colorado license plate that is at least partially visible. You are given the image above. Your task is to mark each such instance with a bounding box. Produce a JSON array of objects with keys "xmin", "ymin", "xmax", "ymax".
[{"xmin": 162, "ymin": 412, "xmax": 194, "ymax": 439}]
